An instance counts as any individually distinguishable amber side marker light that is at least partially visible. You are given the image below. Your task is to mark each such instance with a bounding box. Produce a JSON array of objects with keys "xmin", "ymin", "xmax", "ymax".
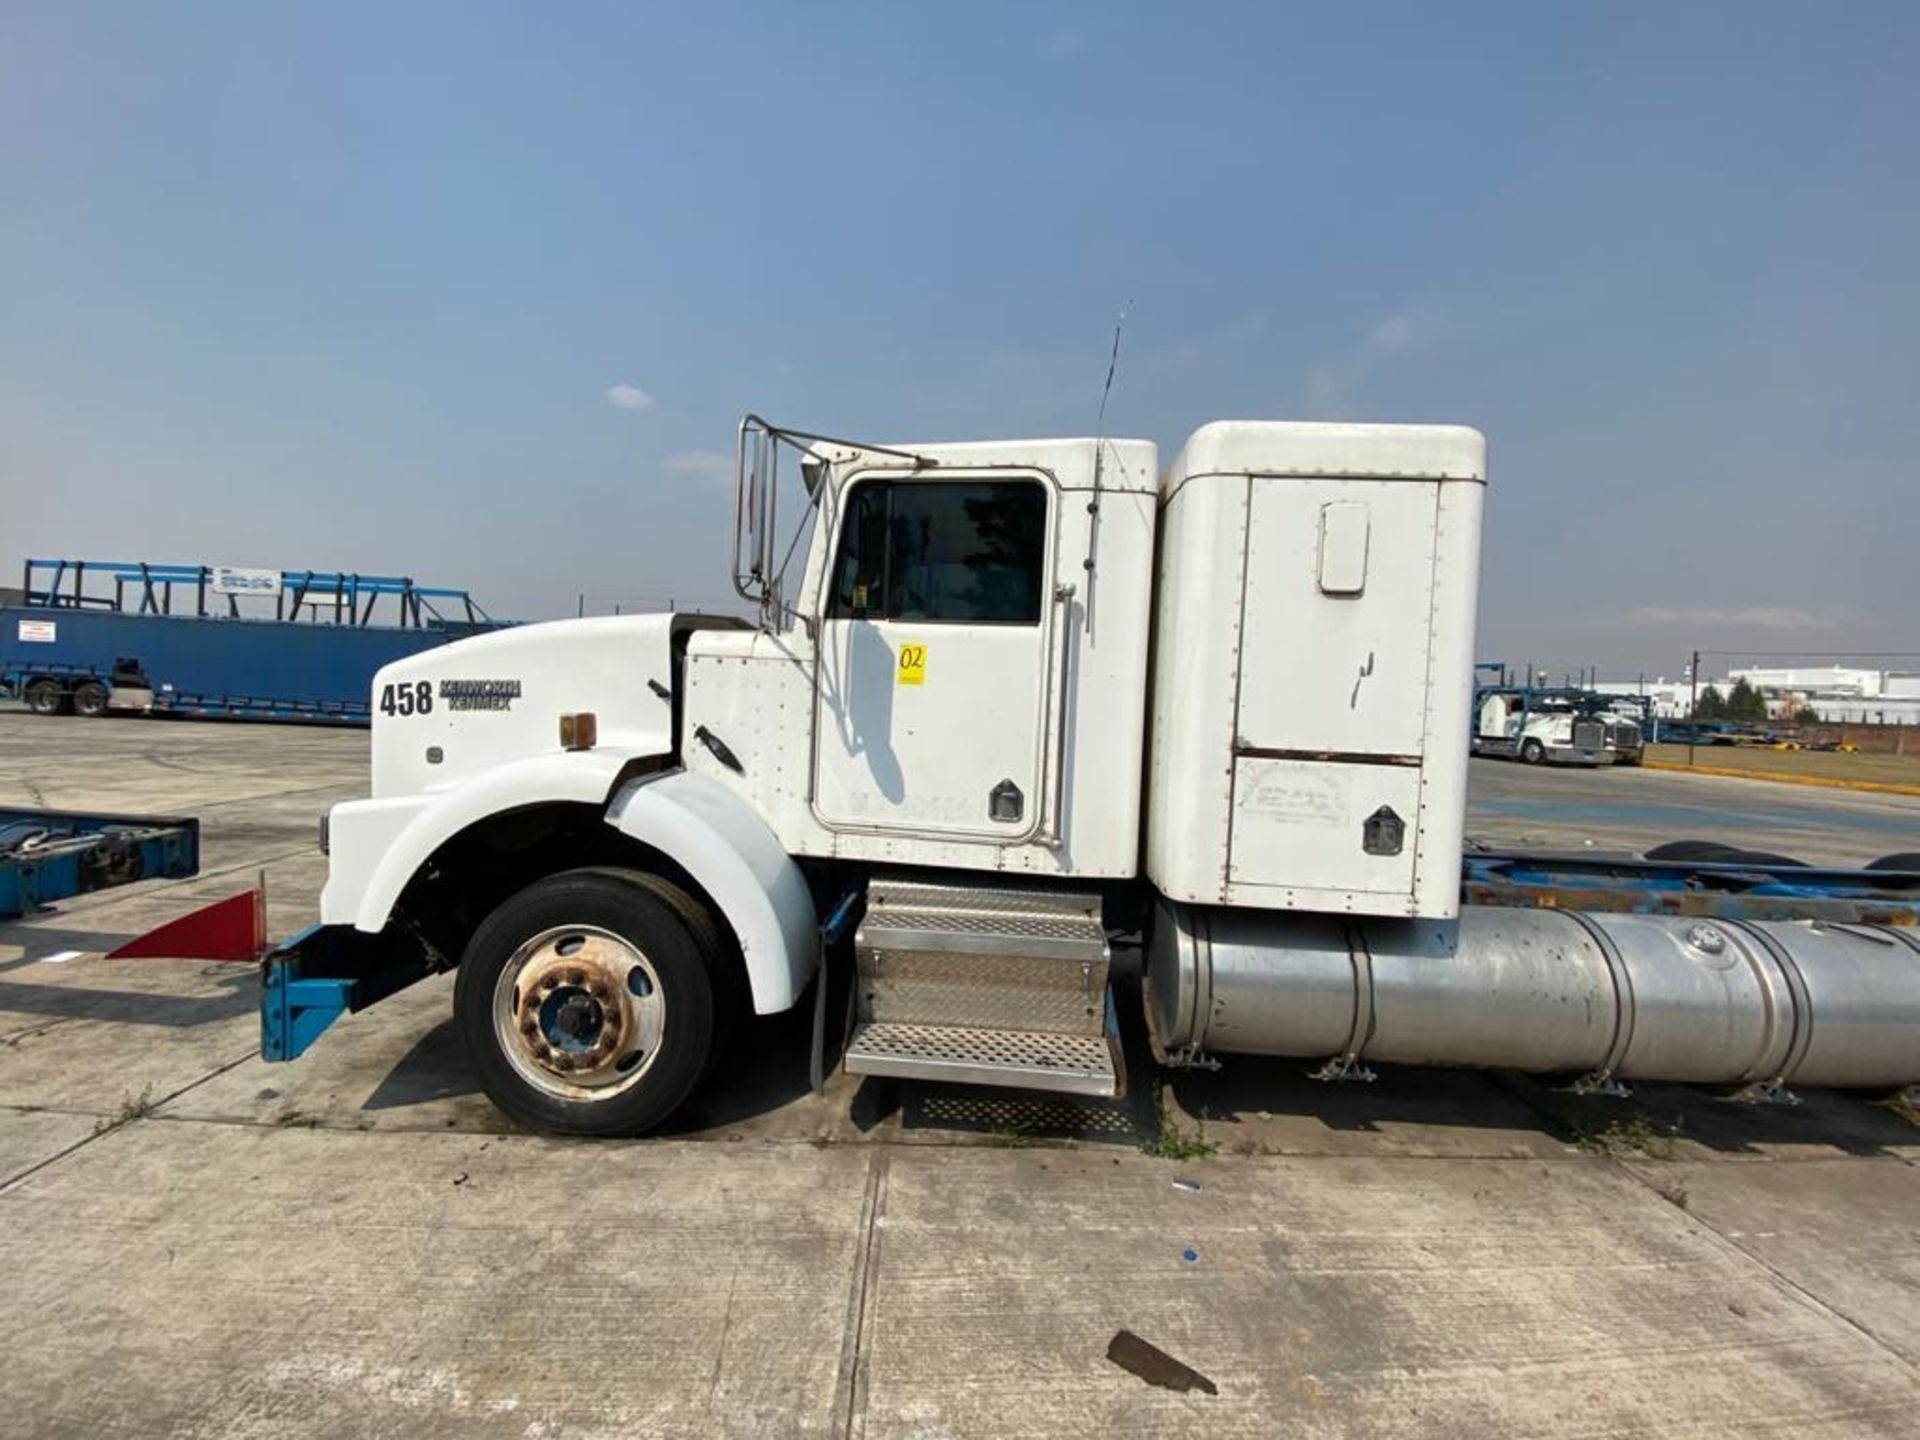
[{"xmin": 560, "ymin": 712, "xmax": 598, "ymax": 751}]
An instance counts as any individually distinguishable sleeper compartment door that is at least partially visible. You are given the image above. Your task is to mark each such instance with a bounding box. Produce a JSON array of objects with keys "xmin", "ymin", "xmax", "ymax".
[
  {"xmin": 1227, "ymin": 477, "xmax": 1437, "ymax": 898},
  {"xmin": 811, "ymin": 474, "xmax": 1056, "ymax": 841},
  {"xmin": 1237, "ymin": 477, "xmax": 1437, "ymax": 757}
]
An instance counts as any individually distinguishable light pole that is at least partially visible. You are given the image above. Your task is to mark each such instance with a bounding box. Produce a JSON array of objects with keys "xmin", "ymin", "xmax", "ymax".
[{"xmin": 1688, "ymin": 649, "xmax": 1701, "ymax": 767}]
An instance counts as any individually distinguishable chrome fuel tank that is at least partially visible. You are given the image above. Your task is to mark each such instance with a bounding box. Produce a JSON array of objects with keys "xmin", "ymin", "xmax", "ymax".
[{"xmin": 1146, "ymin": 901, "xmax": 1920, "ymax": 1090}]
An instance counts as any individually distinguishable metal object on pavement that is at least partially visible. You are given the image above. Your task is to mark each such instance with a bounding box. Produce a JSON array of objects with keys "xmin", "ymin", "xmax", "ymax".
[
  {"xmin": 1107, "ymin": 1330, "xmax": 1218, "ymax": 1395},
  {"xmin": 0, "ymin": 806, "xmax": 198, "ymax": 919}
]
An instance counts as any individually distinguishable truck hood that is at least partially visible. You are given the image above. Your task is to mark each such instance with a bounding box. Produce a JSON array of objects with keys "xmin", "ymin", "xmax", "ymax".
[{"xmin": 367, "ymin": 613, "xmax": 727, "ymax": 798}]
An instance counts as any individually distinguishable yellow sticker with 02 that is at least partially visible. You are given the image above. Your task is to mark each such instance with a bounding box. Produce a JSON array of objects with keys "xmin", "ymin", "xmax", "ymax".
[{"xmin": 896, "ymin": 643, "xmax": 927, "ymax": 686}]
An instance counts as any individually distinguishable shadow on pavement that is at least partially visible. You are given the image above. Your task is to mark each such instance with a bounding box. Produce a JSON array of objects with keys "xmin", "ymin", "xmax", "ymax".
[
  {"xmin": 1494, "ymin": 1071, "xmax": 1920, "ymax": 1158},
  {"xmin": 0, "ymin": 927, "xmax": 142, "ymax": 973},
  {"xmin": 0, "ymin": 970, "xmax": 254, "ymax": 1029},
  {"xmin": 1160, "ymin": 1052, "xmax": 1920, "ymax": 1159},
  {"xmin": 660, "ymin": 996, "xmax": 821, "ymax": 1135},
  {"xmin": 361, "ymin": 1018, "xmax": 481, "ymax": 1109}
]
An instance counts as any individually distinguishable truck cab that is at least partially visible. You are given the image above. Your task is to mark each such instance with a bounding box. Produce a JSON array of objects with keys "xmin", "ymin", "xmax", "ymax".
[
  {"xmin": 1472, "ymin": 688, "xmax": 1609, "ymax": 766},
  {"xmin": 284, "ymin": 418, "xmax": 1485, "ymax": 1131}
]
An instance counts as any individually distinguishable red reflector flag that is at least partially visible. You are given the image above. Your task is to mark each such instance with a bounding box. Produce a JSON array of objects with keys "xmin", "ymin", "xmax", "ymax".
[{"xmin": 108, "ymin": 887, "xmax": 266, "ymax": 962}]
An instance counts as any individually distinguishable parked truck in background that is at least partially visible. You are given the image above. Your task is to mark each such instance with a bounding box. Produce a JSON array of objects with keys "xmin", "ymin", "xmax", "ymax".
[
  {"xmin": 1472, "ymin": 685, "xmax": 1645, "ymax": 766},
  {"xmin": 258, "ymin": 416, "xmax": 1920, "ymax": 1136}
]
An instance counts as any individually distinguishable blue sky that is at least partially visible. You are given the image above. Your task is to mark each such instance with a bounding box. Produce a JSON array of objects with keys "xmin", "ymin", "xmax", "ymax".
[{"xmin": 3, "ymin": 2, "xmax": 1915, "ymax": 676}]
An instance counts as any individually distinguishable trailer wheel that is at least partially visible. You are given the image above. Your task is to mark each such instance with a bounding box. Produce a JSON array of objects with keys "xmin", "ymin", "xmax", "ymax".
[
  {"xmin": 71, "ymin": 681, "xmax": 109, "ymax": 718},
  {"xmin": 1520, "ymin": 738, "xmax": 1545, "ymax": 765},
  {"xmin": 453, "ymin": 867, "xmax": 722, "ymax": 1137},
  {"xmin": 22, "ymin": 678, "xmax": 66, "ymax": 716}
]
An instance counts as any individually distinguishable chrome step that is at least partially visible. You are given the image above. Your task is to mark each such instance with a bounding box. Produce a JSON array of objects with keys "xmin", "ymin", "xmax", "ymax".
[
  {"xmin": 844, "ymin": 1017, "xmax": 1121, "ymax": 1097},
  {"xmin": 844, "ymin": 876, "xmax": 1120, "ymax": 1096}
]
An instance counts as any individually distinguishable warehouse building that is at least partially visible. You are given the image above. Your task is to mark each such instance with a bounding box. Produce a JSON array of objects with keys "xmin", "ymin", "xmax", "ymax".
[{"xmin": 1727, "ymin": 666, "xmax": 1920, "ymax": 725}]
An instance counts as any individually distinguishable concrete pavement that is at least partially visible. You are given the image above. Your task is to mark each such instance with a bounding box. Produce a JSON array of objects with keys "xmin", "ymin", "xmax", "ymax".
[{"xmin": 2, "ymin": 712, "xmax": 1918, "ymax": 1437}]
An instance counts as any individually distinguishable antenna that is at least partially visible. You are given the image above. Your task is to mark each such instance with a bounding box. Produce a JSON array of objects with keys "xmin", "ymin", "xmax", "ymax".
[
  {"xmin": 1082, "ymin": 301, "xmax": 1131, "ymax": 633},
  {"xmin": 1096, "ymin": 301, "xmax": 1130, "ymax": 434}
]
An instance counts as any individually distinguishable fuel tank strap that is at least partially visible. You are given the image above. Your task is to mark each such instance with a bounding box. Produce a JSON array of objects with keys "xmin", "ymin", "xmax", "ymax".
[
  {"xmin": 1720, "ymin": 919, "xmax": 1813, "ymax": 1090},
  {"xmin": 1312, "ymin": 920, "xmax": 1378, "ymax": 1084},
  {"xmin": 1562, "ymin": 909, "xmax": 1636, "ymax": 1092}
]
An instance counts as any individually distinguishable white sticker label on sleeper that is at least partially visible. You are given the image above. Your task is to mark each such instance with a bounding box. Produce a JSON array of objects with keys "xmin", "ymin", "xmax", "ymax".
[{"xmin": 17, "ymin": 620, "xmax": 55, "ymax": 643}]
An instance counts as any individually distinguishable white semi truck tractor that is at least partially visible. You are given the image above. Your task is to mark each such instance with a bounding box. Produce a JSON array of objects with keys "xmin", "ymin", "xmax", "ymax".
[{"xmin": 264, "ymin": 418, "xmax": 1920, "ymax": 1134}]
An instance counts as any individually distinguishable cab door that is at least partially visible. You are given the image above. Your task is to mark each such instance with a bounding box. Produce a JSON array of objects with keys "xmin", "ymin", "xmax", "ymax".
[{"xmin": 811, "ymin": 472, "xmax": 1057, "ymax": 842}]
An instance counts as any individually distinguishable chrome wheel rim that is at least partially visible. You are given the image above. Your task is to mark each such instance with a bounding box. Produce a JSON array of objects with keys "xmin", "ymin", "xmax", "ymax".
[{"xmin": 492, "ymin": 924, "xmax": 665, "ymax": 1101}]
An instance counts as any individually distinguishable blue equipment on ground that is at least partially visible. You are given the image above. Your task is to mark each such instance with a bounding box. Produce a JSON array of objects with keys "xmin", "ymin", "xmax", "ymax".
[
  {"xmin": 0, "ymin": 807, "xmax": 199, "ymax": 920},
  {"xmin": 0, "ymin": 558, "xmax": 509, "ymax": 725}
]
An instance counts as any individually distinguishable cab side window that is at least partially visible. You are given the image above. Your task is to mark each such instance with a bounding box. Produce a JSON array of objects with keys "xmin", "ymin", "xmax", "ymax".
[{"xmin": 826, "ymin": 480, "xmax": 1047, "ymax": 625}]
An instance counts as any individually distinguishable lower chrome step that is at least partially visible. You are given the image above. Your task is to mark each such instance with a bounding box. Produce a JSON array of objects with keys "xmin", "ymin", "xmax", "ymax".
[{"xmin": 843, "ymin": 1019, "xmax": 1122, "ymax": 1098}]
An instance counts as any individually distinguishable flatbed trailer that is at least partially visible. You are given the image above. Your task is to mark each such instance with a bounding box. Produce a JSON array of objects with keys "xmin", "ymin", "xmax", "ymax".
[
  {"xmin": 0, "ymin": 807, "xmax": 199, "ymax": 919},
  {"xmin": 1, "ymin": 559, "xmax": 509, "ymax": 725}
]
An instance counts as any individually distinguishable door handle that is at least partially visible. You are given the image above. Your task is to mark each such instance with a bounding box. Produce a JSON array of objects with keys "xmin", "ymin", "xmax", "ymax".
[{"xmin": 693, "ymin": 724, "xmax": 744, "ymax": 774}]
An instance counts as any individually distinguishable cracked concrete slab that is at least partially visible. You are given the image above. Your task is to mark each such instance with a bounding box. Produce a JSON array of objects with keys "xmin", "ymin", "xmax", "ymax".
[
  {"xmin": 0, "ymin": 1120, "xmax": 871, "ymax": 1439},
  {"xmin": 1622, "ymin": 1156, "xmax": 1920, "ymax": 1367},
  {"xmin": 857, "ymin": 1148, "xmax": 1920, "ymax": 1439},
  {"xmin": 0, "ymin": 1106, "xmax": 101, "ymax": 1187}
]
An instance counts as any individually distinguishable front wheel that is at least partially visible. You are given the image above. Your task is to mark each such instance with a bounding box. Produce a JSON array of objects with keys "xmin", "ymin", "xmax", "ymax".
[
  {"xmin": 1520, "ymin": 738, "xmax": 1546, "ymax": 765},
  {"xmin": 453, "ymin": 867, "xmax": 725, "ymax": 1137}
]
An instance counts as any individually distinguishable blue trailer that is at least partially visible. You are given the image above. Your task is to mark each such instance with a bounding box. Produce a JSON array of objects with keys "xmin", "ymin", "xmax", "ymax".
[{"xmin": 0, "ymin": 559, "xmax": 508, "ymax": 725}]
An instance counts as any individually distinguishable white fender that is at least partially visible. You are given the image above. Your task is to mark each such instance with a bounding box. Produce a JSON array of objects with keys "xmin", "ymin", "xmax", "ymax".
[
  {"xmin": 330, "ymin": 748, "xmax": 646, "ymax": 934},
  {"xmin": 604, "ymin": 770, "xmax": 820, "ymax": 1015}
]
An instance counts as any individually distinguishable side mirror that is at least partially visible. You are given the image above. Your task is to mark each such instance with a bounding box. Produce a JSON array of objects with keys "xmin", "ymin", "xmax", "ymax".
[{"xmin": 733, "ymin": 415, "xmax": 782, "ymax": 616}]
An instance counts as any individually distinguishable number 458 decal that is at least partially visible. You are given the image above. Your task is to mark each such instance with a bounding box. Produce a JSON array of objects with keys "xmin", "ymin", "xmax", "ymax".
[{"xmin": 379, "ymin": 680, "xmax": 435, "ymax": 717}]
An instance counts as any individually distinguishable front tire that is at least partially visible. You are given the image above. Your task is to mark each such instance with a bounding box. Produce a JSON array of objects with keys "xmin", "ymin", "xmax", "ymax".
[
  {"xmin": 1520, "ymin": 738, "xmax": 1546, "ymax": 765},
  {"xmin": 454, "ymin": 867, "xmax": 724, "ymax": 1137}
]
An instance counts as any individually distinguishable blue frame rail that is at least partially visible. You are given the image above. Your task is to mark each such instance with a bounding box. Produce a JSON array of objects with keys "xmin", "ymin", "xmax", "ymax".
[
  {"xmin": 261, "ymin": 923, "xmax": 438, "ymax": 1061},
  {"xmin": 1463, "ymin": 850, "xmax": 1920, "ymax": 927}
]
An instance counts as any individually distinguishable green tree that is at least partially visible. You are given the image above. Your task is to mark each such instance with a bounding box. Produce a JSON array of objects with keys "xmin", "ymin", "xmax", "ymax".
[
  {"xmin": 1791, "ymin": 705, "xmax": 1821, "ymax": 725},
  {"xmin": 1693, "ymin": 684, "xmax": 1727, "ymax": 721},
  {"xmin": 1727, "ymin": 677, "xmax": 1769, "ymax": 724}
]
